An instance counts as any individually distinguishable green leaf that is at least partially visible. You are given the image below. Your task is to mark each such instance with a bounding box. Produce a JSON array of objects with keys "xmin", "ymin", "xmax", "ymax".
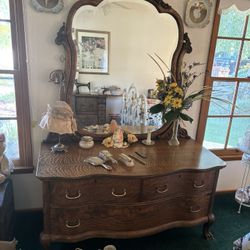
[
  {"xmin": 150, "ymin": 103, "xmax": 165, "ymax": 114},
  {"xmin": 180, "ymin": 113, "xmax": 193, "ymax": 123},
  {"xmin": 163, "ymin": 110, "xmax": 179, "ymax": 122}
]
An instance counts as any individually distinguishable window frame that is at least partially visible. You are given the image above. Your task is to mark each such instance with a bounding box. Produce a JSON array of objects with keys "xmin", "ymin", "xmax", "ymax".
[
  {"xmin": 196, "ymin": 0, "xmax": 250, "ymax": 161},
  {"xmin": 0, "ymin": 0, "xmax": 33, "ymax": 173}
]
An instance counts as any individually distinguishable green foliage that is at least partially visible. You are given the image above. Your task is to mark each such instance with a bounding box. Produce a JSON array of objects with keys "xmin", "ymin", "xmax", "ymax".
[
  {"xmin": 0, "ymin": 23, "xmax": 11, "ymax": 49},
  {"xmin": 0, "ymin": 92, "xmax": 14, "ymax": 102},
  {"xmin": 149, "ymin": 103, "xmax": 164, "ymax": 114},
  {"xmin": 179, "ymin": 113, "xmax": 193, "ymax": 123},
  {"xmin": 163, "ymin": 110, "xmax": 179, "ymax": 123}
]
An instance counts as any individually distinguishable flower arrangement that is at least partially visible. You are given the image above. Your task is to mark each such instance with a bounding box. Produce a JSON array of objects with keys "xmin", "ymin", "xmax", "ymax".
[
  {"xmin": 149, "ymin": 54, "xmax": 208, "ymax": 125},
  {"xmin": 148, "ymin": 54, "xmax": 230, "ymax": 145}
]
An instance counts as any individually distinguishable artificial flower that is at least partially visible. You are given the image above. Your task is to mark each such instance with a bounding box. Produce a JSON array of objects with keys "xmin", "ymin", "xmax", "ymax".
[
  {"xmin": 148, "ymin": 53, "xmax": 231, "ymax": 125},
  {"xmin": 171, "ymin": 98, "xmax": 183, "ymax": 109},
  {"xmin": 127, "ymin": 134, "xmax": 138, "ymax": 143},
  {"xmin": 102, "ymin": 137, "xmax": 114, "ymax": 148}
]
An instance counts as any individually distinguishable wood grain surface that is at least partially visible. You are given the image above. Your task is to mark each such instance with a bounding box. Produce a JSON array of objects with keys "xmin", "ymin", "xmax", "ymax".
[{"xmin": 36, "ymin": 139, "xmax": 226, "ymax": 179}]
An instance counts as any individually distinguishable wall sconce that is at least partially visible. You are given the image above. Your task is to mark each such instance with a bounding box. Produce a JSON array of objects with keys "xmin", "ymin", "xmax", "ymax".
[
  {"xmin": 49, "ymin": 69, "xmax": 65, "ymax": 97},
  {"xmin": 49, "ymin": 69, "xmax": 65, "ymax": 84}
]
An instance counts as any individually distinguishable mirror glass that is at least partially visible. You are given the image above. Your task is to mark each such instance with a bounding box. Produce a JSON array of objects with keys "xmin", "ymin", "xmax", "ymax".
[{"xmin": 71, "ymin": 0, "xmax": 179, "ymax": 135}]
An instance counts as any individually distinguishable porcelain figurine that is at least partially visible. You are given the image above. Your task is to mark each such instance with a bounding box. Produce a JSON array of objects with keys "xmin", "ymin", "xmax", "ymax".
[
  {"xmin": 113, "ymin": 127, "xmax": 124, "ymax": 148},
  {"xmin": 110, "ymin": 119, "xmax": 118, "ymax": 133}
]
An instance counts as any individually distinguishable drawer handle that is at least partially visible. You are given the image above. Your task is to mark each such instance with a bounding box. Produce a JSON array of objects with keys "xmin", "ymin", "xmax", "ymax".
[
  {"xmin": 193, "ymin": 181, "xmax": 205, "ymax": 189},
  {"xmin": 66, "ymin": 219, "xmax": 81, "ymax": 228},
  {"xmin": 65, "ymin": 190, "xmax": 81, "ymax": 200},
  {"xmin": 190, "ymin": 206, "xmax": 201, "ymax": 213},
  {"xmin": 156, "ymin": 185, "xmax": 168, "ymax": 194},
  {"xmin": 111, "ymin": 188, "xmax": 127, "ymax": 197}
]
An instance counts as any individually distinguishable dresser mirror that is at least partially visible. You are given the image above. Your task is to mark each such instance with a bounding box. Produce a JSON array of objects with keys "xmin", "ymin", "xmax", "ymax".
[{"xmin": 56, "ymin": 0, "xmax": 192, "ymax": 139}]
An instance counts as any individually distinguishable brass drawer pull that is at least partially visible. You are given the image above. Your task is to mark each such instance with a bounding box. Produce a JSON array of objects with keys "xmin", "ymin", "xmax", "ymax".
[
  {"xmin": 156, "ymin": 185, "xmax": 168, "ymax": 194},
  {"xmin": 190, "ymin": 206, "xmax": 201, "ymax": 213},
  {"xmin": 65, "ymin": 219, "xmax": 81, "ymax": 228},
  {"xmin": 65, "ymin": 190, "xmax": 82, "ymax": 200},
  {"xmin": 111, "ymin": 188, "xmax": 127, "ymax": 197},
  {"xmin": 193, "ymin": 181, "xmax": 205, "ymax": 189}
]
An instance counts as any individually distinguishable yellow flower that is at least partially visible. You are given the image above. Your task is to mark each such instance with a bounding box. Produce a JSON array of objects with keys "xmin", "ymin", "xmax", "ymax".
[
  {"xmin": 102, "ymin": 137, "xmax": 114, "ymax": 148},
  {"xmin": 163, "ymin": 95, "xmax": 173, "ymax": 105},
  {"xmin": 174, "ymin": 87, "xmax": 184, "ymax": 97},
  {"xmin": 127, "ymin": 134, "xmax": 138, "ymax": 143},
  {"xmin": 171, "ymin": 98, "xmax": 183, "ymax": 109},
  {"xmin": 169, "ymin": 82, "xmax": 177, "ymax": 88}
]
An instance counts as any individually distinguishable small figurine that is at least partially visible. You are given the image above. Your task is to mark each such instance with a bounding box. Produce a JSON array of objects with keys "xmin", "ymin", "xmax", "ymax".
[
  {"xmin": 113, "ymin": 127, "xmax": 124, "ymax": 148},
  {"xmin": 110, "ymin": 119, "xmax": 118, "ymax": 133}
]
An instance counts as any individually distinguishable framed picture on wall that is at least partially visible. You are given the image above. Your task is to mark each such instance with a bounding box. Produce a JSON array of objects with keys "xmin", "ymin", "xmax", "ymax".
[{"xmin": 76, "ymin": 29, "xmax": 110, "ymax": 74}]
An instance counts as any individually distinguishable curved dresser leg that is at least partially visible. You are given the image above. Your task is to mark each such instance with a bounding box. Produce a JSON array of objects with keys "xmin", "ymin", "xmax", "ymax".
[{"xmin": 203, "ymin": 214, "xmax": 215, "ymax": 240}]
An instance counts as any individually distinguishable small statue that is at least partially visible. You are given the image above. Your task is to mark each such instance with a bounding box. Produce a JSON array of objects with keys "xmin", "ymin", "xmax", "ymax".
[
  {"xmin": 113, "ymin": 127, "xmax": 124, "ymax": 148},
  {"xmin": 110, "ymin": 119, "xmax": 119, "ymax": 133}
]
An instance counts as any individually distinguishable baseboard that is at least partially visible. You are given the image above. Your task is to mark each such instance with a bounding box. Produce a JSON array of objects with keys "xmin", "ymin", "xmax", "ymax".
[
  {"xmin": 216, "ymin": 189, "xmax": 236, "ymax": 195},
  {"xmin": 15, "ymin": 207, "xmax": 42, "ymax": 214}
]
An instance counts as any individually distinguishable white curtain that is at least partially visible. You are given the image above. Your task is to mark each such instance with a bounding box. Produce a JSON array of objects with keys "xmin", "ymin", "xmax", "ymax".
[{"xmin": 218, "ymin": 0, "xmax": 250, "ymax": 15}]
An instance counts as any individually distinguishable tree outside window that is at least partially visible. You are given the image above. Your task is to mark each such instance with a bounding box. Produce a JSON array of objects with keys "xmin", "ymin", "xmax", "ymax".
[
  {"xmin": 0, "ymin": 0, "xmax": 32, "ymax": 171},
  {"xmin": 197, "ymin": 4, "xmax": 250, "ymax": 160}
]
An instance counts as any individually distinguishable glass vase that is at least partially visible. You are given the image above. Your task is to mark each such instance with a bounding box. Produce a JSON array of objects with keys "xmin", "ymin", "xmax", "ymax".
[{"xmin": 168, "ymin": 119, "xmax": 180, "ymax": 146}]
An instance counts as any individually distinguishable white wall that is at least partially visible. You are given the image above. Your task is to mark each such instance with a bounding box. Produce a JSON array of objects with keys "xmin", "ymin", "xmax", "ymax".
[
  {"xmin": 73, "ymin": 1, "xmax": 178, "ymax": 94},
  {"xmin": 11, "ymin": 0, "xmax": 242, "ymax": 210}
]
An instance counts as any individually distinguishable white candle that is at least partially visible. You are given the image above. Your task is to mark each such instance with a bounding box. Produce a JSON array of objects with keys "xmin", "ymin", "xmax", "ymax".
[{"xmin": 146, "ymin": 129, "xmax": 152, "ymax": 144}]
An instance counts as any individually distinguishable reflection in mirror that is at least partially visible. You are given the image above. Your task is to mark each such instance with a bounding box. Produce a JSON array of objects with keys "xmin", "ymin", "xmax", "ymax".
[{"xmin": 71, "ymin": 0, "xmax": 179, "ymax": 134}]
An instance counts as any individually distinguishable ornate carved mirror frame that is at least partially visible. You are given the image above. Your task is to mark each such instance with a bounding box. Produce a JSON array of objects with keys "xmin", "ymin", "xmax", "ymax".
[{"xmin": 55, "ymin": 0, "xmax": 192, "ymax": 140}]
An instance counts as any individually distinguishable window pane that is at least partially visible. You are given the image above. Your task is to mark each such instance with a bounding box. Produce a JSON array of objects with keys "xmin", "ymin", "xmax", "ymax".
[
  {"xmin": 0, "ymin": 74, "xmax": 16, "ymax": 117},
  {"xmin": 237, "ymin": 41, "xmax": 250, "ymax": 78},
  {"xmin": 208, "ymin": 81, "xmax": 236, "ymax": 116},
  {"xmin": 0, "ymin": 119, "xmax": 19, "ymax": 159},
  {"xmin": 203, "ymin": 118, "xmax": 230, "ymax": 149},
  {"xmin": 234, "ymin": 82, "xmax": 250, "ymax": 115},
  {"xmin": 0, "ymin": 0, "xmax": 10, "ymax": 20},
  {"xmin": 0, "ymin": 21, "xmax": 13, "ymax": 70},
  {"xmin": 212, "ymin": 39, "xmax": 241, "ymax": 77},
  {"xmin": 218, "ymin": 8, "xmax": 245, "ymax": 38},
  {"xmin": 246, "ymin": 18, "xmax": 250, "ymax": 39},
  {"xmin": 228, "ymin": 118, "xmax": 250, "ymax": 148}
]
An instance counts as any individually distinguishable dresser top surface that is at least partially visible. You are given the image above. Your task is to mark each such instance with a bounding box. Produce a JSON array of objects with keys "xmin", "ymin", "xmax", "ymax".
[{"xmin": 36, "ymin": 139, "xmax": 226, "ymax": 179}]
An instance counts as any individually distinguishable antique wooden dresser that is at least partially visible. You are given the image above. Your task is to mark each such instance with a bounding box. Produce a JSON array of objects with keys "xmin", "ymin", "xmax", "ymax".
[{"xmin": 36, "ymin": 139, "xmax": 226, "ymax": 249}]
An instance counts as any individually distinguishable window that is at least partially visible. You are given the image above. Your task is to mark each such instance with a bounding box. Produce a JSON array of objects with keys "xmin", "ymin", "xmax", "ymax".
[
  {"xmin": 0, "ymin": 0, "xmax": 32, "ymax": 171},
  {"xmin": 197, "ymin": 2, "xmax": 250, "ymax": 161}
]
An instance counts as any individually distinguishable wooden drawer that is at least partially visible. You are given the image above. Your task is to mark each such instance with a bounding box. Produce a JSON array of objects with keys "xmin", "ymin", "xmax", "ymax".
[
  {"xmin": 50, "ymin": 179, "xmax": 95, "ymax": 208},
  {"xmin": 50, "ymin": 177, "xmax": 141, "ymax": 208},
  {"xmin": 94, "ymin": 177, "xmax": 141, "ymax": 203},
  {"xmin": 142, "ymin": 170, "xmax": 216, "ymax": 201},
  {"xmin": 75, "ymin": 97, "xmax": 98, "ymax": 114},
  {"xmin": 76, "ymin": 115, "xmax": 98, "ymax": 127},
  {"xmin": 97, "ymin": 98, "xmax": 106, "ymax": 104},
  {"xmin": 142, "ymin": 173, "xmax": 181, "ymax": 201},
  {"xmin": 50, "ymin": 194, "xmax": 211, "ymax": 235},
  {"xmin": 182, "ymin": 170, "xmax": 216, "ymax": 194}
]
